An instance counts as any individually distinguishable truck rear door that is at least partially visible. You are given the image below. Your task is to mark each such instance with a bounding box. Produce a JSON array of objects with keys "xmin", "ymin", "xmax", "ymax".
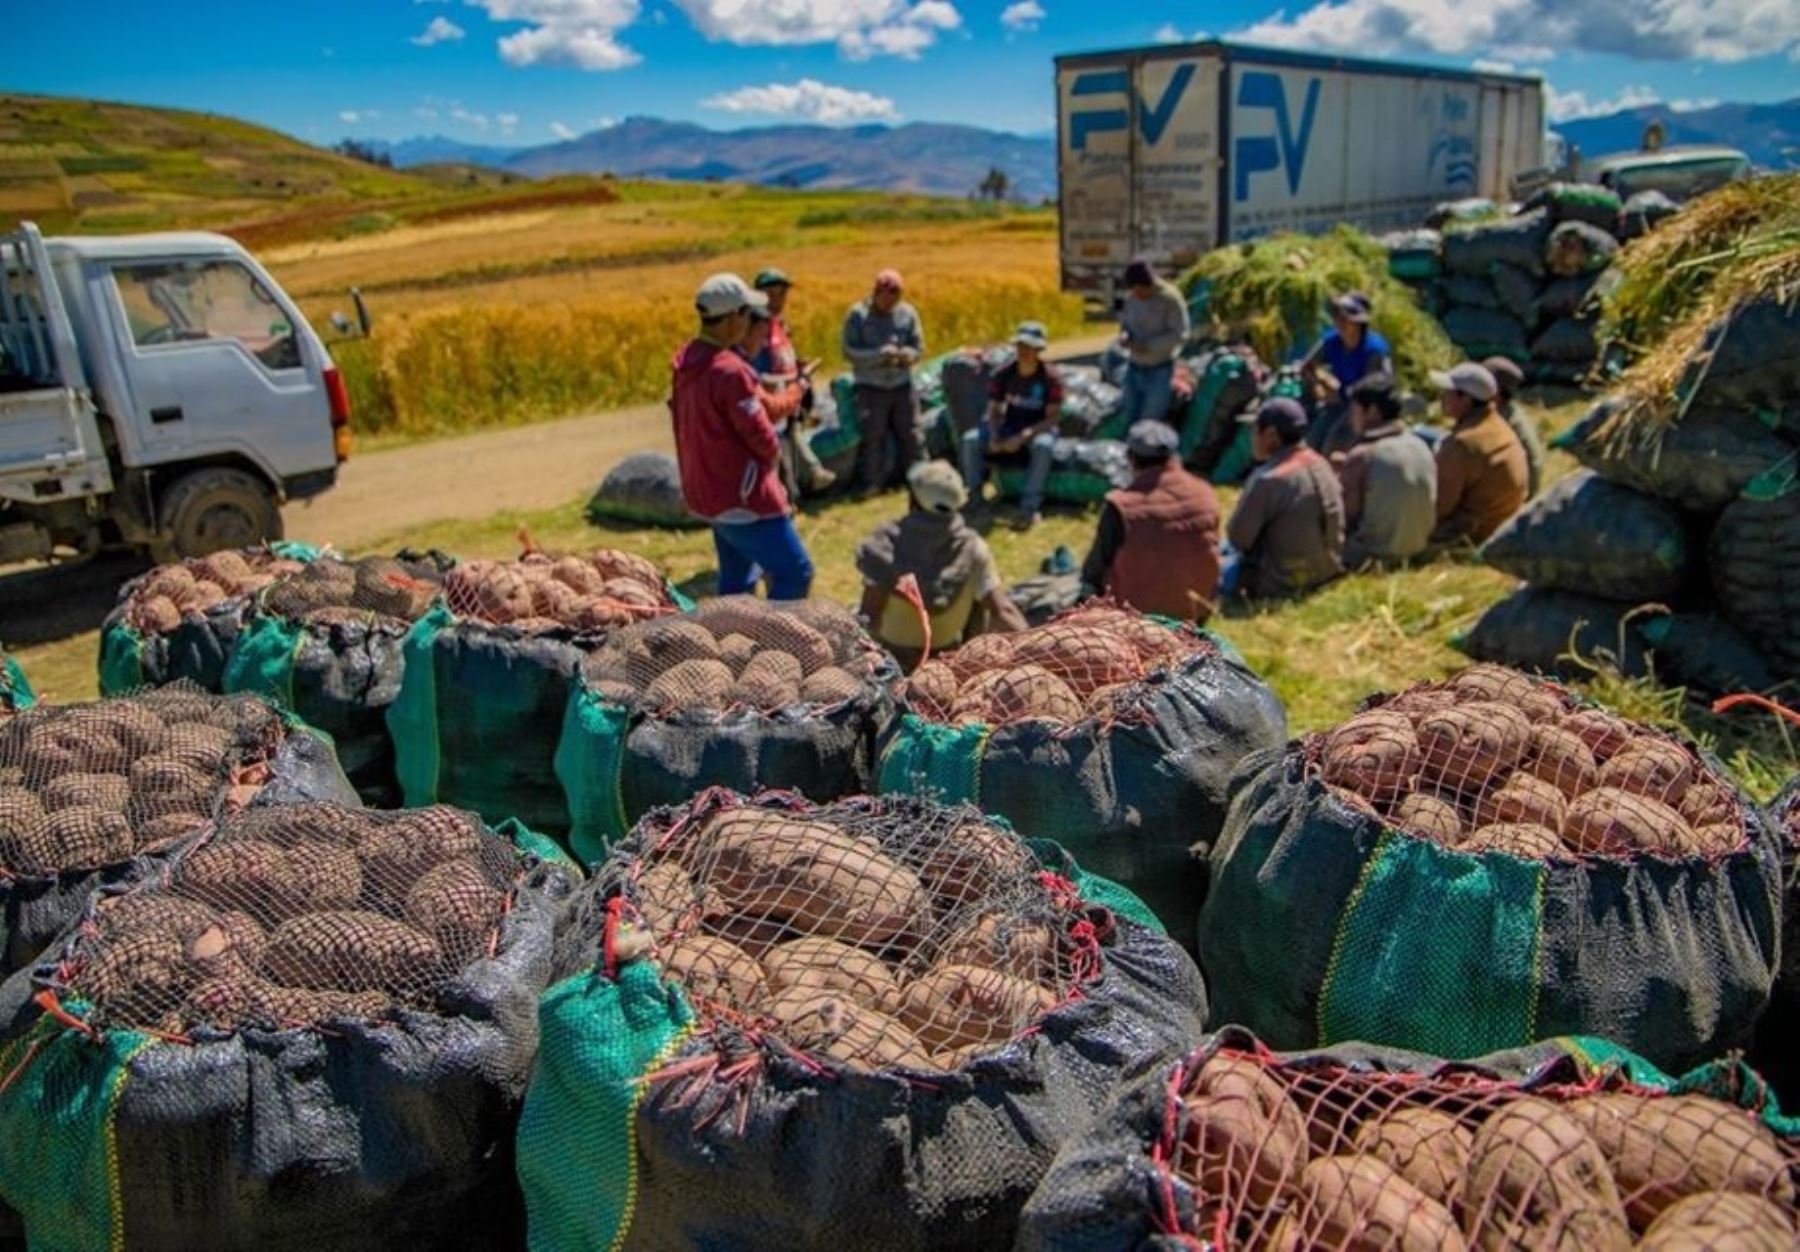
[{"xmin": 1058, "ymin": 55, "xmax": 1138, "ymax": 301}]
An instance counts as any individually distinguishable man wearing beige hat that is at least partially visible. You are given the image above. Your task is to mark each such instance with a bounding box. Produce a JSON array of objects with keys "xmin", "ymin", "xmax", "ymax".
[
  {"xmin": 855, "ymin": 459, "xmax": 1025, "ymax": 671},
  {"xmin": 842, "ymin": 268, "xmax": 926, "ymax": 493},
  {"xmin": 1429, "ymin": 360, "xmax": 1529, "ymax": 548}
]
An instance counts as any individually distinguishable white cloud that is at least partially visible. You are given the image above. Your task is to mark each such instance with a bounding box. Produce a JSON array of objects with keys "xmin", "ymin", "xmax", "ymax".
[
  {"xmin": 337, "ymin": 109, "xmax": 381, "ymax": 123},
  {"xmin": 549, "ymin": 120, "xmax": 578, "ymax": 139},
  {"xmin": 1547, "ymin": 83, "xmax": 1661, "ymax": 122},
  {"xmin": 674, "ymin": 0, "xmax": 963, "ymax": 60},
  {"xmin": 591, "ymin": 115, "xmax": 619, "ymax": 128},
  {"xmin": 1472, "ymin": 58, "xmax": 1517, "ymax": 73},
  {"xmin": 497, "ymin": 111, "xmax": 521, "ymax": 135},
  {"xmin": 468, "ymin": 0, "xmax": 643, "ymax": 70},
  {"xmin": 1153, "ymin": 23, "xmax": 1205, "ymax": 43},
  {"xmin": 412, "ymin": 15, "xmax": 466, "ymax": 45},
  {"xmin": 414, "ymin": 106, "xmax": 441, "ymax": 119},
  {"xmin": 1670, "ymin": 96, "xmax": 1720, "ymax": 113},
  {"xmin": 1233, "ymin": 0, "xmax": 1800, "ymax": 64},
  {"xmin": 451, "ymin": 106, "xmax": 491, "ymax": 129},
  {"xmin": 1000, "ymin": 0, "xmax": 1043, "ymax": 32},
  {"xmin": 702, "ymin": 77, "xmax": 901, "ymax": 124}
]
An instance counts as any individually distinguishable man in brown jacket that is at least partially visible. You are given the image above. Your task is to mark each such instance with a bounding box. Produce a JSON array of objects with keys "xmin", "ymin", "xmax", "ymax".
[
  {"xmin": 1079, "ymin": 421, "xmax": 1222, "ymax": 622},
  {"xmin": 1429, "ymin": 362, "xmax": 1529, "ymax": 547},
  {"xmin": 1225, "ymin": 398, "xmax": 1345, "ymax": 599}
]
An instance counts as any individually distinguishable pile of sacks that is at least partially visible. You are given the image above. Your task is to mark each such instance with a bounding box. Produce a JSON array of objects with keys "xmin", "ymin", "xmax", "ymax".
[{"xmin": 1385, "ymin": 184, "xmax": 1631, "ymax": 383}]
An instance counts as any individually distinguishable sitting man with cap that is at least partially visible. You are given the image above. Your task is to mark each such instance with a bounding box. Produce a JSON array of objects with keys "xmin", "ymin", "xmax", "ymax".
[
  {"xmin": 1301, "ymin": 291, "xmax": 1392, "ymax": 454},
  {"xmin": 1224, "ymin": 397, "xmax": 1345, "ymax": 599},
  {"xmin": 842, "ymin": 268, "xmax": 926, "ymax": 493},
  {"xmin": 1483, "ymin": 356, "xmax": 1544, "ymax": 499},
  {"xmin": 1336, "ymin": 375, "xmax": 1437, "ymax": 570},
  {"xmin": 751, "ymin": 267, "xmax": 835, "ymax": 495},
  {"xmin": 855, "ymin": 460, "xmax": 1025, "ymax": 672},
  {"xmin": 671, "ymin": 273, "xmax": 813, "ymax": 600},
  {"xmin": 1429, "ymin": 360, "xmax": 1529, "ymax": 549},
  {"xmin": 959, "ymin": 319, "xmax": 1062, "ymax": 528},
  {"xmin": 1079, "ymin": 419, "xmax": 1222, "ymax": 623},
  {"xmin": 738, "ymin": 298, "xmax": 816, "ymax": 503},
  {"xmin": 1117, "ymin": 256, "xmax": 1191, "ymax": 426}
]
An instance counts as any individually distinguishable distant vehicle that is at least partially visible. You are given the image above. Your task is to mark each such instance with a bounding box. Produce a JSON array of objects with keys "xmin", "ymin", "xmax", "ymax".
[
  {"xmin": 1054, "ymin": 40, "xmax": 1547, "ymax": 305},
  {"xmin": 1512, "ymin": 125, "xmax": 1753, "ymax": 204},
  {"xmin": 0, "ymin": 222, "xmax": 347, "ymax": 565}
]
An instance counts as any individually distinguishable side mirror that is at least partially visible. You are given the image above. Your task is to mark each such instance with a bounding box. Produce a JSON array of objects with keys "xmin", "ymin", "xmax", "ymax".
[{"xmin": 351, "ymin": 287, "xmax": 372, "ymax": 337}]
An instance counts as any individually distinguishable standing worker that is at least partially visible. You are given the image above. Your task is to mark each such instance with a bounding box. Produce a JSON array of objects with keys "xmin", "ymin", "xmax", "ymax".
[
  {"xmin": 1483, "ymin": 356, "xmax": 1544, "ymax": 499},
  {"xmin": 1224, "ymin": 398, "xmax": 1345, "ymax": 599},
  {"xmin": 842, "ymin": 269, "xmax": 925, "ymax": 493},
  {"xmin": 1301, "ymin": 292, "xmax": 1392, "ymax": 453},
  {"xmin": 738, "ymin": 302, "xmax": 813, "ymax": 503},
  {"xmin": 960, "ymin": 319, "xmax": 1062, "ymax": 528},
  {"xmin": 1335, "ymin": 376, "xmax": 1437, "ymax": 570},
  {"xmin": 1428, "ymin": 362, "xmax": 1529, "ymax": 548},
  {"xmin": 671, "ymin": 273, "xmax": 814, "ymax": 600},
  {"xmin": 1116, "ymin": 256, "xmax": 1190, "ymax": 425},
  {"xmin": 1079, "ymin": 421, "xmax": 1222, "ymax": 623},
  {"xmin": 753, "ymin": 268, "xmax": 835, "ymax": 494}
]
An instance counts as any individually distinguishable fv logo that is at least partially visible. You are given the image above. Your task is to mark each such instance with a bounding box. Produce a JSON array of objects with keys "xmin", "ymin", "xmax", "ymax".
[
  {"xmin": 1068, "ymin": 64, "xmax": 1196, "ymax": 150},
  {"xmin": 1233, "ymin": 71, "xmax": 1320, "ymax": 201}
]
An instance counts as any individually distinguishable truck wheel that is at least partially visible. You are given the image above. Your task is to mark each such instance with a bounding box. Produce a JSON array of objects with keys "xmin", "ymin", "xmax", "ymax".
[{"xmin": 150, "ymin": 468, "xmax": 283, "ymax": 563}]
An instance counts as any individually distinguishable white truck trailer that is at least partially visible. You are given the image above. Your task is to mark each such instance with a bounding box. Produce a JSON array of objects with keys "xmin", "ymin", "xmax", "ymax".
[{"xmin": 1055, "ymin": 40, "xmax": 1546, "ymax": 304}]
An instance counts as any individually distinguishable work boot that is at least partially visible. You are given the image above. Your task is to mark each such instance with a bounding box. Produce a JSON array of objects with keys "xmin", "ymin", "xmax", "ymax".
[
  {"xmin": 809, "ymin": 467, "xmax": 838, "ymax": 492},
  {"xmin": 1012, "ymin": 507, "xmax": 1042, "ymax": 531}
]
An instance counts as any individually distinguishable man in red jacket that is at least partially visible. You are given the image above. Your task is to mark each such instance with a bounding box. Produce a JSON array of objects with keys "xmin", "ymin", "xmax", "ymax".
[
  {"xmin": 671, "ymin": 273, "xmax": 814, "ymax": 600},
  {"xmin": 1079, "ymin": 421, "xmax": 1222, "ymax": 622}
]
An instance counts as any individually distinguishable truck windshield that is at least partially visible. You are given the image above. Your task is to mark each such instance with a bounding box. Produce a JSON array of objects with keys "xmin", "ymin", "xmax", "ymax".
[{"xmin": 113, "ymin": 260, "xmax": 300, "ymax": 371}]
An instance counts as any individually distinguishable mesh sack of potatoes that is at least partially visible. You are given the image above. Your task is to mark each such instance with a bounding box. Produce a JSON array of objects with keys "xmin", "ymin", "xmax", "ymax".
[
  {"xmin": 1750, "ymin": 774, "xmax": 1800, "ymax": 1107},
  {"xmin": 222, "ymin": 551, "xmax": 453, "ymax": 804},
  {"xmin": 98, "ymin": 544, "xmax": 317, "ymax": 696},
  {"xmin": 1195, "ymin": 663, "xmax": 1784, "ymax": 1073},
  {"xmin": 0, "ymin": 801, "xmax": 578, "ymax": 1251},
  {"xmin": 553, "ymin": 596, "xmax": 901, "ymax": 865},
  {"xmin": 516, "ymin": 789, "xmax": 1207, "ymax": 1252},
  {"xmin": 0, "ymin": 685, "xmax": 358, "ymax": 979},
  {"xmin": 387, "ymin": 546, "xmax": 682, "ymax": 840},
  {"xmin": 877, "ymin": 603, "xmax": 1287, "ymax": 944},
  {"xmin": 1018, "ymin": 1024, "xmax": 1800, "ymax": 1251},
  {"xmin": 0, "ymin": 647, "xmax": 32, "ymax": 715}
]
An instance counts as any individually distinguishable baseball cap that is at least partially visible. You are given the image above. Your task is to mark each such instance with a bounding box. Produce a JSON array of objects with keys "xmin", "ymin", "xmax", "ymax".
[
  {"xmin": 1123, "ymin": 256, "xmax": 1155, "ymax": 287},
  {"xmin": 1430, "ymin": 361, "xmax": 1499, "ymax": 403},
  {"xmin": 874, "ymin": 268, "xmax": 904, "ymax": 291},
  {"xmin": 1253, "ymin": 397, "xmax": 1309, "ymax": 441},
  {"xmin": 1483, "ymin": 356, "xmax": 1525, "ymax": 395},
  {"xmin": 753, "ymin": 268, "xmax": 792, "ymax": 290},
  {"xmin": 907, "ymin": 459, "xmax": 968, "ymax": 514},
  {"xmin": 1126, "ymin": 420, "xmax": 1179, "ymax": 459},
  {"xmin": 1011, "ymin": 320, "xmax": 1049, "ymax": 350},
  {"xmin": 1330, "ymin": 292, "xmax": 1373, "ymax": 323},
  {"xmin": 695, "ymin": 273, "xmax": 763, "ymax": 318}
]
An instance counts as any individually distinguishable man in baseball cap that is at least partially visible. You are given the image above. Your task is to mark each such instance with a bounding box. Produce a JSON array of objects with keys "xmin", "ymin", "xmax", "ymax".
[
  {"xmin": 1222, "ymin": 397, "xmax": 1345, "ymax": 599},
  {"xmin": 843, "ymin": 268, "xmax": 927, "ymax": 493},
  {"xmin": 1300, "ymin": 290, "xmax": 1392, "ymax": 453},
  {"xmin": 961, "ymin": 319, "xmax": 1063, "ymax": 528},
  {"xmin": 854, "ymin": 459, "xmax": 1025, "ymax": 670},
  {"xmin": 1078, "ymin": 420, "xmax": 1223, "ymax": 622},
  {"xmin": 1428, "ymin": 360, "xmax": 1528, "ymax": 547},
  {"xmin": 669, "ymin": 272, "xmax": 814, "ymax": 600},
  {"xmin": 749, "ymin": 266, "xmax": 836, "ymax": 495}
]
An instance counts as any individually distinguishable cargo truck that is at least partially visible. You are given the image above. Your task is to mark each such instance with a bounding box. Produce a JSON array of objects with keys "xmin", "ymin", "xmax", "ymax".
[{"xmin": 1055, "ymin": 40, "xmax": 1546, "ymax": 305}]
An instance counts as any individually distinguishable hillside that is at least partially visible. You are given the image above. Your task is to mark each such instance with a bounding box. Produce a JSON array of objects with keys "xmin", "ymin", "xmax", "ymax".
[
  {"xmin": 1553, "ymin": 97, "xmax": 1800, "ymax": 170},
  {"xmin": 0, "ymin": 93, "xmax": 437, "ymax": 233}
]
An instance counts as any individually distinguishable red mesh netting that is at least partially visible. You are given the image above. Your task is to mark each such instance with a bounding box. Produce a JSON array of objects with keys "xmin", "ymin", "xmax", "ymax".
[
  {"xmin": 1308, "ymin": 664, "xmax": 1749, "ymax": 862},
  {"xmin": 440, "ymin": 547, "xmax": 674, "ymax": 633},
  {"xmin": 43, "ymin": 803, "xmax": 520, "ymax": 1035},
  {"xmin": 0, "ymin": 686, "xmax": 289, "ymax": 878},
  {"xmin": 580, "ymin": 597, "xmax": 892, "ymax": 714},
  {"xmin": 1149, "ymin": 1040, "xmax": 1800, "ymax": 1250},
  {"xmin": 118, "ymin": 548, "xmax": 309, "ymax": 635},
  {"xmin": 901, "ymin": 604, "xmax": 1218, "ymax": 728},
  {"xmin": 257, "ymin": 553, "xmax": 447, "ymax": 625},
  {"xmin": 598, "ymin": 791, "xmax": 1100, "ymax": 1074}
]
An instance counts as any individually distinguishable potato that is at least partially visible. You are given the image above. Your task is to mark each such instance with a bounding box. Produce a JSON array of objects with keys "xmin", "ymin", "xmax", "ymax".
[
  {"xmin": 186, "ymin": 910, "xmax": 267, "ymax": 981},
  {"xmin": 948, "ymin": 670, "xmax": 1010, "ymax": 724},
  {"xmin": 712, "ymin": 632, "xmax": 758, "ymax": 674},
  {"xmin": 895, "ymin": 963, "xmax": 1056, "ymax": 1052},
  {"xmin": 945, "ymin": 631, "xmax": 1019, "ymax": 680},
  {"xmin": 1678, "ymin": 782, "xmax": 1737, "ymax": 830},
  {"xmin": 41, "ymin": 772, "xmax": 131, "ymax": 815},
  {"xmin": 1385, "ymin": 686, "xmax": 1461, "ymax": 728},
  {"xmin": 1563, "ymin": 788, "xmax": 1697, "ymax": 857},
  {"xmin": 1394, "ymin": 792, "xmax": 1464, "ymax": 844},
  {"xmin": 140, "ymin": 564, "xmax": 197, "ymax": 604},
  {"xmin": 550, "ymin": 556, "xmax": 606, "ymax": 596},
  {"xmin": 405, "ymin": 859, "xmax": 505, "ymax": 962},
  {"xmin": 1597, "ymin": 739, "xmax": 1695, "ymax": 804},
  {"xmin": 763, "ymin": 937, "xmax": 901, "ymax": 1012},
  {"xmin": 1459, "ymin": 1098, "xmax": 1631, "ymax": 1252},
  {"xmin": 1636, "ymin": 1191, "xmax": 1795, "ymax": 1251},
  {"xmin": 1321, "ymin": 711, "xmax": 1421, "ymax": 802},
  {"xmin": 1177, "ymin": 1053, "xmax": 1311, "ymax": 1207},
  {"xmin": 1452, "ymin": 665, "xmax": 1565, "ymax": 721},
  {"xmin": 11, "ymin": 806, "xmax": 135, "ymax": 873},
  {"xmin": 765, "ymin": 988, "xmax": 937, "ymax": 1071},
  {"xmin": 1352, "ymin": 1106, "xmax": 1474, "ymax": 1204},
  {"xmin": 728, "ymin": 667, "xmax": 800, "ymax": 711},
  {"xmin": 1273, "ymin": 1155, "xmax": 1467, "ymax": 1251},
  {"xmin": 978, "ymin": 664, "xmax": 1084, "ymax": 724},
  {"xmin": 1563, "ymin": 1093, "xmax": 1795, "ymax": 1230},
  {"xmin": 635, "ymin": 860, "xmax": 702, "ymax": 939},
  {"xmin": 661, "ymin": 934, "xmax": 767, "ymax": 1010},
  {"xmin": 1520, "ymin": 725, "xmax": 1598, "ymax": 801},
  {"xmin": 1462, "ymin": 823, "xmax": 1563, "ymax": 859},
  {"xmin": 1562, "ymin": 709, "xmax": 1633, "ymax": 761},
  {"xmin": 800, "ymin": 667, "xmax": 863, "ymax": 705},
  {"xmin": 530, "ymin": 578, "xmax": 586, "ymax": 623},
  {"xmin": 693, "ymin": 601, "xmax": 832, "ymax": 674},
  {"xmin": 1417, "ymin": 702, "xmax": 1531, "ymax": 796},
  {"xmin": 935, "ymin": 913, "xmax": 1061, "ymax": 983},
  {"xmin": 1009, "ymin": 624, "xmax": 1140, "ymax": 698},
  {"xmin": 1474, "ymin": 773, "xmax": 1569, "ymax": 833},
  {"xmin": 588, "ymin": 548, "xmax": 663, "ymax": 589},
  {"xmin": 264, "ymin": 911, "xmax": 442, "ymax": 993},
  {"xmin": 917, "ymin": 823, "xmax": 1034, "ymax": 905},
  {"xmin": 642, "ymin": 658, "xmax": 734, "ymax": 712}
]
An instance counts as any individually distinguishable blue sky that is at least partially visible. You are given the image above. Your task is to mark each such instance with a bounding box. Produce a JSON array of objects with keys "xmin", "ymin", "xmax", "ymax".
[{"xmin": 8, "ymin": 1, "xmax": 1799, "ymax": 146}]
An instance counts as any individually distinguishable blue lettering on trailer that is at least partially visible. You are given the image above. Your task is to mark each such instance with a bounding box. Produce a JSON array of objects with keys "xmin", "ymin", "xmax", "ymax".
[
  {"xmin": 1068, "ymin": 64, "xmax": 1197, "ymax": 150},
  {"xmin": 1233, "ymin": 71, "xmax": 1321, "ymax": 201}
]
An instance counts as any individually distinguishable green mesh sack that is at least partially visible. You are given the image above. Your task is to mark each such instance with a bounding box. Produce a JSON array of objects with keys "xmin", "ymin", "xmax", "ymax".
[
  {"xmin": 387, "ymin": 549, "xmax": 684, "ymax": 842},
  {"xmin": 0, "ymin": 649, "xmax": 32, "ymax": 713},
  {"xmin": 0, "ymin": 802, "xmax": 574, "ymax": 1252},
  {"xmin": 1019, "ymin": 1024, "xmax": 1800, "ymax": 1250},
  {"xmin": 1177, "ymin": 348, "xmax": 1260, "ymax": 476},
  {"xmin": 1195, "ymin": 665, "xmax": 1784, "ymax": 1075},
  {"xmin": 877, "ymin": 606, "xmax": 1286, "ymax": 945},
  {"xmin": 1526, "ymin": 180, "xmax": 1625, "ymax": 230},
  {"xmin": 518, "ymin": 790, "xmax": 1204, "ymax": 1252},
  {"xmin": 993, "ymin": 438, "xmax": 1134, "ymax": 505}
]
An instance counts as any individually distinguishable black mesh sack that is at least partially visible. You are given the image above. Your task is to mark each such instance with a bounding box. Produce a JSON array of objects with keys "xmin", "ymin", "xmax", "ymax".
[
  {"xmin": 1709, "ymin": 475, "xmax": 1800, "ymax": 680},
  {"xmin": 585, "ymin": 451, "xmax": 704, "ymax": 530},
  {"xmin": 1532, "ymin": 315, "xmax": 1600, "ymax": 366},
  {"xmin": 1442, "ymin": 306, "xmax": 1529, "ymax": 361},
  {"xmin": 1752, "ymin": 776, "xmax": 1800, "ymax": 1105},
  {"xmin": 1478, "ymin": 469, "xmax": 1692, "ymax": 601},
  {"xmin": 1556, "ymin": 397, "xmax": 1795, "ymax": 513},
  {"xmin": 1456, "ymin": 586, "xmax": 1650, "ymax": 679},
  {"xmin": 1442, "ymin": 210, "xmax": 1551, "ymax": 278}
]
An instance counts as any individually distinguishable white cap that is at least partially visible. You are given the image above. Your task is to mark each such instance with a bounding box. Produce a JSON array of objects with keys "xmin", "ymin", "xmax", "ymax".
[
  {"xmin": 1429, "ymin": 362, "xmax": 1499, "ymax": 403},
  {"xmin": 695, "ymin": 273, "xmax": 765, "ymax": 318}
]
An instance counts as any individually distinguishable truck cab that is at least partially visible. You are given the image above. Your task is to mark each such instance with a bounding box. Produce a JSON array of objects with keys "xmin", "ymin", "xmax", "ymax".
[
  {"xmin": 0, "ymin": 222, "xmax": 347, "ymax": 564},
  {"xmin": 1581, "ymin": 145, "xmax": 1752, "ymax": 203}
]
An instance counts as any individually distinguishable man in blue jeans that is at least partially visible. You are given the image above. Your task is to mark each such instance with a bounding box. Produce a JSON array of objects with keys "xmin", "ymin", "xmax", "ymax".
[
  {"xmin": 669, "ymin": 273, "xmax": 814, "ymax": 599},
  {"xmin": 1117, "ymin": 256, "xmax": 1190, "ymax": 425},
  {"xmin": 960, "ymin": 320, "xmax": 1061, "ymax": 528}
]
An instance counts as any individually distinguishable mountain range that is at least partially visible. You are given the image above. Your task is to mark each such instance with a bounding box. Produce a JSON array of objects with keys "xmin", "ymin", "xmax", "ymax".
[{"xmin": 1551, "ymin": 97, "xmax": 1799, "ymax": 171}]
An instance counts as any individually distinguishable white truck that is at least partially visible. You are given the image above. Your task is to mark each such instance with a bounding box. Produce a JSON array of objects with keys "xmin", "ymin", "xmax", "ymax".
[
  {"xmin": 0, "ymin": 222, "xmax": 346, "ymax": 565},
  {"xmin": 1055, "ymin": 40, "xmax": 1547, "ymax": 304}
]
